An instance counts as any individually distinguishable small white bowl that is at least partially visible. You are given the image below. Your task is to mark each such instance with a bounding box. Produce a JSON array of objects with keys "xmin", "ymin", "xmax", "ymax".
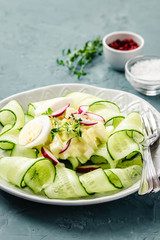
[
  {"xmin": 103, "ymin": 31, "xmax": 144, "ymax": 71},
  {"xmin": 125, "ymin": 55, "xmax": 160, "ymax": 96}
]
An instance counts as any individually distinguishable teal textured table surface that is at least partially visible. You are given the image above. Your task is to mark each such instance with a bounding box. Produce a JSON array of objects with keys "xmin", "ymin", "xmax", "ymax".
[{"xmin": 0, "ymin": 0, "xmax": 160, "ymax": 239}]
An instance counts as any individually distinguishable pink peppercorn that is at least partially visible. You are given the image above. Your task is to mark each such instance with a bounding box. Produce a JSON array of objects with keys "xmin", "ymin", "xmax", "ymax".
[{"xmin": 108, "ymin": 38, "xmax": 139, "ymax": 51}]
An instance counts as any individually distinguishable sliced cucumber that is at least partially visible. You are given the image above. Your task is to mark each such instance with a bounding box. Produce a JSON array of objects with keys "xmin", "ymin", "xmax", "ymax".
[
  {"xmin": 89, "ymin": 102, "xmax": 124, "ymax": 126},
  {"xmin": 67, "ymin": 157, "xmax": 79, "ymax": 170},
  {"xmin": 0, "ymin": 100, "xmax": 25, "ymax": 131},
  {"xmin": 116, "ymin": 153, "xmax": 143, "ymax": 169},
  {"xmin": 107, "ymin": 131, "xmax": 139, "ymax": 160},
  {"xmin": 0, "ymin": 149, "xmax": 11, "ymax": 158},
  {"xmin": 0, "ymin": 129, "xmax": 20, "ymax": 150},
  {"xmin": 79, "ymin": 168, "xmax": 116, "ymax": 194},
  {"xmin": 89, "ymin": 100, "xmax": 120, "ymax": 112},
  {"xmin": 0, "ymin": 124, "xmax": 12, "ymax": 134},
  {"xmin": 24, "ymin": 159, "xmax": 55, "ymax": 193},
  {"xmin": 90, "ymin": 143, "xmax": 116, "ymax": 169},
  {"xmin": 64, "ymin": 92, "xmax": 100, "ymax": 109},
  {"xmin": 11, "ymin": 144, "xmax": 38, "ymax": 158},
  {"xmin": 0, "ymin": 156, "xmax": 55, "ymax": 192},
  {"xmin": 0, "ymin": 100, "xmax": 25, "ymax": 150},
  {"xmin": 0, "ymin": 156, "xmax": 37, "ymax": 187},
  {"xmin": 115, "ymin": 112, "xmax": 144, "ymax": 143},
  {"xmin": 106, "ymin": 170, "xmax": 123, "ymax": 188},
  {"xmin": 24, "ymin": 113, "xmax": 34, "ymax": 124},
  {"xmin": 27, "ymin": 103, "xmax": 35, "ymax": 117},
  {"xmin": 44, "ymin": 165, "xmax": 88, "ymax": 199},
  {"xmin": 104, "ymin": 165, "xmax": 142, "ymax": 189}
]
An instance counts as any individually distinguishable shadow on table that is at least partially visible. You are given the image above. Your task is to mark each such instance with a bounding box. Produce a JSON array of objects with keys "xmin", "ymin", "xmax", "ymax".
[{"xmin": 1, "ymin": 189, "xmax": 160, "ymax": 239}]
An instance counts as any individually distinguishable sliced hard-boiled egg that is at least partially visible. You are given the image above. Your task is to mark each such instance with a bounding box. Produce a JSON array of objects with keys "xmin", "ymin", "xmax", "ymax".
[
  {"xmin": 19, "ymin": 115, "xmax": 52, "ymax": 148},
  {"xmin": 34, "ymin": 97, "xmax": 74, "ymax": 116}
]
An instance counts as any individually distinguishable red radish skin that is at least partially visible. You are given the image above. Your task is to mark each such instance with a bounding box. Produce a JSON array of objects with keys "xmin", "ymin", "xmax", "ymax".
[
  {"xmin": 79, "ymin": 119, "xmax": 98, "ymax": 126},
  {"xmin": 85, "ymin": 112, "xmax": 105, "ymax": 123},
  {"xmin": 41, "ymin": 147, "xmax": 59, "ymax": 165},
  {"xmin": 76, "ymin": 165, "xmax": 100, "ymax": 173},
  {"xmin": 78, "ymin": 105, "xmax": 89, "ymax": 114},
  {"xmin": 51, "ymin": 104, "xmax": 70, "ymax": 117},
  {"xmin": 59, "ymin": 139, "xmax": 71, "ymax": 154},
  {"xmin": 70, "ymin": 113, "xmax": 98, "ymax": 126}
]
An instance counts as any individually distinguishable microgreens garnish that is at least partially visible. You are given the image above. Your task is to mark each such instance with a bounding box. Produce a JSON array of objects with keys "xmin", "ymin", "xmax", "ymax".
[
  {"xmin": 42, "ymin": 108, "xmax": 53, "ymax": 116},
  {"xmin": 50, "ymin": 127, "xmax": 62, "ymax": 139},
  {"xmin": 57, "ymin": 37, "xmax": 103, "ymax": 79},
  {"xmin": 50, "ymin": 115, "xmax": 83, "ymax": 139}
]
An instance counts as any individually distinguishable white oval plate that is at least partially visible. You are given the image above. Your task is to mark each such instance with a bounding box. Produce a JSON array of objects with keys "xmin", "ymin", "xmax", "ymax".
[{"xmin": 0, "ymin": 83, "xmax": 160, "ymax": 206}]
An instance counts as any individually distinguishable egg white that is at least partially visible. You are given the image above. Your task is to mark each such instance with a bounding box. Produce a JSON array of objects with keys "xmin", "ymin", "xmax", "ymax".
[{"xmin": 19, "ymin": 115, "xmax": 52, "ymax": 148}]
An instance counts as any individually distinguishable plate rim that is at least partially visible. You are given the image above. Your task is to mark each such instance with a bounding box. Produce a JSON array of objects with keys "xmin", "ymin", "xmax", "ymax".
[{"xmin": 0, "ymin": 83, "xmax": 159, "ymax": 206}]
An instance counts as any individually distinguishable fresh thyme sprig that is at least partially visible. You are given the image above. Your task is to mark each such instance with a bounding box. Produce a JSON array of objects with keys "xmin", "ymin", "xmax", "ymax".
[
  {"xmin": 50, "ymin": 115, "xmax": 83, "ymax": 140},
  {"xmin": 57, "ymin": 37, "xmax": 103, "ymax": 79}
]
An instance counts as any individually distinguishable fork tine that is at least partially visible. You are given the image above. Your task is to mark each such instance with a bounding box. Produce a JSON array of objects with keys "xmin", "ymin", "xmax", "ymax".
[
  {"xmin": 148, "ymin": 109, "xmax": 158, "ymax": 135},
  {"xmin": 142, "ymin": 111, "xmax": 152, "ymax": 137},
  {"xmin": 138, "ymin": 109, "xmax": 160, "ymax": 195}
]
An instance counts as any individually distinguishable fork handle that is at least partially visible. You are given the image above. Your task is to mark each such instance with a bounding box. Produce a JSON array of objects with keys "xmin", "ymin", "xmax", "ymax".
[{"xmin": 138, "ymin": 147, "xmax": 160, "ymax": 195}]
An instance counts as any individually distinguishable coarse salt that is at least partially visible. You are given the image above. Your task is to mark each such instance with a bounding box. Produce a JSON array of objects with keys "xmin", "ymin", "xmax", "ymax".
[{"xmin": 130, "ymin": 59, "xmax": 160, "ymax": 81}]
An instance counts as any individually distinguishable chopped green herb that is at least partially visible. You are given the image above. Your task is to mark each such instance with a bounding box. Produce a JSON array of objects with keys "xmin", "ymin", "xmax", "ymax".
[
  {"xmin": 42, "ymin": 108, "xmax": 53, "ymax": 116},
  {"xmin": 50, "ymin": 116, "xmax": 83, "ymax": 140},
  {"xmin": 50, "ymin": 127, "xmax": 62, "ymax": 139},
  {"xmin": 57, "ymin": 37, "xmax": 103, "ymax": 79}
]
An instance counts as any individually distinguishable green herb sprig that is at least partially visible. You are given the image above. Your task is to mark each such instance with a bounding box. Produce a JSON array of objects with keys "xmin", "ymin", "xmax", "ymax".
[
  {"xmin": 50, "ymin": 115, "xmax": 83, "ymax": 140},
  {"xmin": 57, "ymin": 37, "xmax": 103, "ymax": 79}
]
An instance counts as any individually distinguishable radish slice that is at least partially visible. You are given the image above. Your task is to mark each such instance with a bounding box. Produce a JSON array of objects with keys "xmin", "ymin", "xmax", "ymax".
[
  {"xmin": 76, "ymin": 165, "xmax": 100, "ymax": 173},
  {"xmin": 80, "ymin": 119, "xmax": 98, "ymax": 126},
  {"xmin": 85, "ymin": 112, "xmax": 105, "ymax": 123},
  {"xmin": 51, "ymin": 104, "xmax": 70, "ymax": 117},
  {"xmin": 70, "ymin": 113, "xmax": 98, "ymax": 126},
  {"xmin": 59, "ymin": 139, "xmax": 71, "ymax": 154},
  {"xmin": 35, "ymin": 97, "xmax": 74, "ymax": 116},
  {"xmin": 78, "ymin": 105, "xmax": 89, "ymax": 114},
  {"xmin": 41, "ymin": 147, "xmax": 59, "ymax": 165},
  {"xmin": 68, "ymin": 112, "xmax": 78, "ymax": 119}
]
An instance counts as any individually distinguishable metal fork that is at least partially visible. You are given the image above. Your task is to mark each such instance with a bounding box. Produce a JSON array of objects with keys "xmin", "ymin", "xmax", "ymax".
[{"xmin": 138, "ymin": 109, "xmax": 160, "ymax": 195}]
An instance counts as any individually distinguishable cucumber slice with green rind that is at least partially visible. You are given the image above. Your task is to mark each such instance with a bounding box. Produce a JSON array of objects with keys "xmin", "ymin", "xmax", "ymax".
[
  {"xmin": 116, "ymin": 153, "xmax": 143, "ymax": 169},
  {"xmin": 115, "ymin": 112, "xmax": 144, "ymax": 143},
  {"xmin": 27, "ymin": 103, "xmax": 35, "ymax": 117},
  {"xmin": 0, "ymin": 157, "xmax": 55, "ymax": 191},
  {"xmin": 24, "ymin": 159, "xmax": 55, "ymax": 193},
  {"xmin": 89, "ymin": 100, "xmax": 120, "ymax": 112},
  {"xmin": 11, "ymin": 144, "xmax": 38, "ymax": 158},
  {"xmin": 45, "ymin": 165, "xmax": 88, "ymax": 199},
  {"xmin": 104, "ymin": 165, "xmax": 142, "ymax": 189},
  {"xmin": 79, "ymin": 168, "xmax": 116, "ymax": 194},
  {"xmin": 0, "ymin": 100, "xmax": 25, "ymax": 150},
  {"xmin": 107, "ymin": 131, "xmax": 139, "ymax": 160},
  {"xmin": 0, "ymin": 156, "xmax": 37, "ymax": 187},
  {"xmin": 0, "ymin": 129, "xmax": 20, "ymax": 150},
  {"xmin": 0, "ymin": 109, "xmax": 16, "ymax": 128},
  {"xmin": 90, "ymin": 143, "xmax": 116, "ymax": 168},
  {"xmin": 106, "ymin": 170, "xmax": 123, "ymax": 189},
  {"xmin": 89, "ymin": 102, "xmax": 124, "ymax": 126},
  {"xmin": 67, "ymin": 157, "xmax": 79, "ymax": 170},
  {"xmin": 0, "ymin": 100, "xmax": 25, "ymax": 130}
]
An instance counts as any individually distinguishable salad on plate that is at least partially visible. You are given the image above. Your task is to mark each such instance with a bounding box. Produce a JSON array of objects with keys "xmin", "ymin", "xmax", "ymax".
[{"xmin": 0, "ymin": 91, "xmax": 144, "ymax": 199}]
